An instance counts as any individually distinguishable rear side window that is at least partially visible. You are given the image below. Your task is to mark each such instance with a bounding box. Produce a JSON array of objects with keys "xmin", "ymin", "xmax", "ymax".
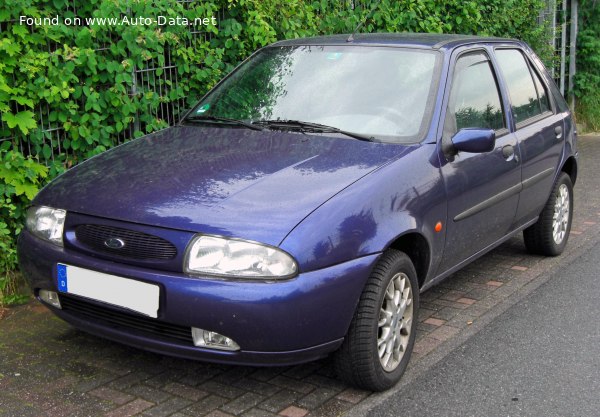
[
  {"xmin": 444, "ymin": 52, "xmax": 505, "ymax": 138},
  {"xmin": 495, "ymin": 49, "xmax": 551, "ymax": 124},
  {"xmin": 531, "ymin": 68, "xmax": 551, "ymax": 113}
]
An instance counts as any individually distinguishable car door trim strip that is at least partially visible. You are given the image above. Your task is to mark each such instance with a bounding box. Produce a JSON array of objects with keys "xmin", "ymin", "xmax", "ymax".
[
  {"xmin": 521, "ymin": 167, "xmax": 555, "ymax": 189},
  {"xmin": 454, "ymin": 183, "xmax": 522, "ymax": 222}
]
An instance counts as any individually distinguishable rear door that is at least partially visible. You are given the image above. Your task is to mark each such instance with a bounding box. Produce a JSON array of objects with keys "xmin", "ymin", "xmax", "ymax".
[
  {"xmin": 437, "ymin": 48, "xmax": 522, "ymax": 273},
  {"xmin": 493, "ymin": 48, "xmax": 566, "ymax": 227}
]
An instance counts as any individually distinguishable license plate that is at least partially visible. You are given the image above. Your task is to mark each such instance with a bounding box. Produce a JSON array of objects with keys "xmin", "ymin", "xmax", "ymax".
[{"xmin": 56, "ymin": 264, "xmax": 160, "ymax": 318}]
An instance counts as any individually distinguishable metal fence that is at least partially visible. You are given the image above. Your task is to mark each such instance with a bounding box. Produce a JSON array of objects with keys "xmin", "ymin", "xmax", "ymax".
[
  {"xmin": 0, "ymin": 2, "xmax": 226, "ymax": 165},
  {"xmin": 538, "ymin": 0, "xmax": 578, "ymax": 103}
]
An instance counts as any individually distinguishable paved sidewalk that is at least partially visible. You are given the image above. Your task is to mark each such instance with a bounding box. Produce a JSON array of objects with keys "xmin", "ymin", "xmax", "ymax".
[{"xmin": 1, "ymin": 135, "xmax": 599, "ymax": 417}]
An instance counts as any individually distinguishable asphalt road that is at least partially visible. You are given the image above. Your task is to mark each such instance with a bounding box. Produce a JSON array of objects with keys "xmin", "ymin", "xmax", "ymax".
[{"xmin": 369, "ymin": 238, "xmax": 600, "ymax": 417}]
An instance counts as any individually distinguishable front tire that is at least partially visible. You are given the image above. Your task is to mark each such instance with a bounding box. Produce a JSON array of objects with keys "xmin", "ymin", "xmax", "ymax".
[
  {"xmin": 524, "ymin": 172, "xmax": 574, "ymax": 256},
  {"xmin": 334, "ymin": 250, "xmax": 419, "ymax": 391}
]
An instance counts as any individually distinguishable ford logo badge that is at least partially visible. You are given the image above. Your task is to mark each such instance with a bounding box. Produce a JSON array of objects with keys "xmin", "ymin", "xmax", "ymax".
[{"xmin": 104, "ymin": 237, "xmax": 125, "ymax": 249}]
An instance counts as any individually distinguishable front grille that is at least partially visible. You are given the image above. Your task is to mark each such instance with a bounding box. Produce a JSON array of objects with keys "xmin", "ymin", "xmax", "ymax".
[
  {"xmin": 75, "ymin": 224, "xmax": 177, "ymax": 260},
  {"xmin": 59, "ymin": 294, "xmax": 193, "ymax": 344}
]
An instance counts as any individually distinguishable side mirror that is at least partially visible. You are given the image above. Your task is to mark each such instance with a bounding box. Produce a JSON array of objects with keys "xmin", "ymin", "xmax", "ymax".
[{"xmin": 451, "ymin": 128, "xmax": 496, "ymax": 154}]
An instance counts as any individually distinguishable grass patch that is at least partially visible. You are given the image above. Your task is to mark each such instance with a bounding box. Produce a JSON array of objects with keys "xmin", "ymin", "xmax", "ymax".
[{"xmin": 0, "ymin": 271, "xmax": 31, "ymax": 307}]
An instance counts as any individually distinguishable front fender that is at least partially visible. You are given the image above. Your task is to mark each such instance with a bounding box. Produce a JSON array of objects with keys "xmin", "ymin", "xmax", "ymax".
[{"xmin": 280, "ymin": 144, "xmax": 448, "ymax": 280}]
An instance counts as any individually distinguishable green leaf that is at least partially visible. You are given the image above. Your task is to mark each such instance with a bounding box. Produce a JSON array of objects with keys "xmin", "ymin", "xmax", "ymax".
[{"xmin": 3, "ymin": 111, "xmax": 37, "ymax": 135}]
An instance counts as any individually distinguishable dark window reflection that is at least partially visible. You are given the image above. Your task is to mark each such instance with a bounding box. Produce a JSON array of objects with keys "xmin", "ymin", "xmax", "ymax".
[
  {"xmin": 445, "ymin": 52, "xmax": 505, "ymax": 137},
  {"xmin": 496, "ymin": 49, "xmax": 549, "ymax": 124}
]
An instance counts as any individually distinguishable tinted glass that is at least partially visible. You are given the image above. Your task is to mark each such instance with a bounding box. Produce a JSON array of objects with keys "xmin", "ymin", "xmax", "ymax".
[
  {"xmin": 531, "ymin": 68, "xmax": 551, "ymax": 113},
  {"xmin": 495, "ymin": 49, "xmax": 543, "ymax": 123},
  {"xmin": 190, "ymin": 46, "xmax": 440, "ymax": 143},
  {"xmin": 445, "ymin": 52, "xmax": 505, "ymax": 136}
]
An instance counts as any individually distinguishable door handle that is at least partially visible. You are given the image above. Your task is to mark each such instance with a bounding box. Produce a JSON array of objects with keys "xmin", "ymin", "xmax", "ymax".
[{"xmin": 555, "ymin": 125, "xmax": 563, "ymax": 140}]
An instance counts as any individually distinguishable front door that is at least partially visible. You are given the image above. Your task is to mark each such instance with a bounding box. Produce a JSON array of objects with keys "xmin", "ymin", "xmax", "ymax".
[{"xmin": 438, "ymin": 49, "xmax": 522, "ymax": 273}]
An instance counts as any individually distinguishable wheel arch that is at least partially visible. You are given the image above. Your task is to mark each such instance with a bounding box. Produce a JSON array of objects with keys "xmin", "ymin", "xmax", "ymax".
[
  {"xmin": 561, "ymin": 156, "xmax": 578, "ymax": 186},
  {"xmin": 387, "ymin": 232, "xmax": 431, "ymax": 289}
]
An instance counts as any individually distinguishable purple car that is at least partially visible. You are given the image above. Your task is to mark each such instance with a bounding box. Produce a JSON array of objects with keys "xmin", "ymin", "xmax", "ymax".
[{"xmin": 18, "ymin": 33, "xmax": 577, "ymax": 391}]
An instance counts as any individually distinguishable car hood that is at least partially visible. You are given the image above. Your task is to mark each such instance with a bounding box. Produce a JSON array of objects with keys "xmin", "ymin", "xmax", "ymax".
[{"xmin": 34, "ymin": 126, "xmax": 410, "ymax": 246}]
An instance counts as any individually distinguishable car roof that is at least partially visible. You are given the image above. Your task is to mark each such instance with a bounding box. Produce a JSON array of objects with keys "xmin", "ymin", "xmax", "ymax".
[{"xmin": 270, "ymin": 33, "xmax": 521, "ymax": 51}]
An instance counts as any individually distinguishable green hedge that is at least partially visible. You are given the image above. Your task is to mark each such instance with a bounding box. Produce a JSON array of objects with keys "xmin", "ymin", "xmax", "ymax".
[
  {"xmin": 575, "ymin": 0, "xmax": 600, "ymax": 132},
  {"xmin": 0, "ymin": 0, "xmax": 548, "ymax": 304}
]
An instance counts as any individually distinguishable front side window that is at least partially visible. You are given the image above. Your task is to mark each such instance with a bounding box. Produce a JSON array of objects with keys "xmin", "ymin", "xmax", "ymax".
[
  {"xmin": 188, "ymin": 46, "xmax": 441, "ymax": 143},
  {"xmin": 444, "ymin": 52, "xmax": 505, "ymax": 138},
  {"xmin": 495, "ymin": 49, "xmax": 551, "ymax": 124}
]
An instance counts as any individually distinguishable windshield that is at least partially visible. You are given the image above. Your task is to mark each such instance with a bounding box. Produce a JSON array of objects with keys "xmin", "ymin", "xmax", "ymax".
[{"xmin": 188, "ymin": 45, "xmax": 440, "ymax": 143}]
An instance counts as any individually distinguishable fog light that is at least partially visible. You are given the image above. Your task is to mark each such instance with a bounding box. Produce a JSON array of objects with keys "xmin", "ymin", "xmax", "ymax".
[
  {"xmin": 39, "ymin": 289, "xmax": 62, "ymax": 309},
  {"xmin": 191, "ymin": 327, "xmax": 240, "ymax": 351}
]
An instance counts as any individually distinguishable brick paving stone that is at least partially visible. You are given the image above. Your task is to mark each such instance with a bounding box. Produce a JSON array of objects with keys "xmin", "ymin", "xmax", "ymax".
[
  {"xmin": 109, "ymin": 372, "xmax": 153, "ymax": 390},
  {"xmin": 75, "ymin": 372, "xmax": 121, "ymax": 393},
  {"xmin": 42, "ymin": 401, "xmax": 85, "ymax": 417},
  {"xmin": 510, "ymin": 265, "xmax": 529, "ymax": 271},
  {"xmin": 278, "ymin": 406, "xmax": 309, "ymax": 417},
  {"xmin": 220, "ymin": 392, "xmax": 265, "ymax": 415},
  {"xmin": 250, "ymin": 368, "xmax": 286, "ymax": 382},
  {"xmin": 241, "ymin": 409, "xmax": 279, "ymax": 417},
  {"xmin": 417, "ymin": 322, "xmax": 440, "ymax": 333},
  {"xmin": 335, "ymin": 388, "xmax": 370, "ymax": 404},
  {"xmin": 308, "ymin": 398, "xmax": 354, "ymax": 417},
  {"xmin": 200, "ymin": 381, "xmax": 247, "ymax": 399},
  {"xmin": 439, "ymin": 289, "xmax": 466, "ymax": 301},
  {"xmin": 232, "ymin": 377, "xmax": 281, "ymax": 397},
  {"xmin": 486, "ymin": 280, "xmax": 504, "ymax": 287},
  {"xmin": 104, "ymin": 399, "xmax": 154, "ymax": 417},
  {"xmin": 163, "ymin": 382, "xmax": 209, "ymax": 401},
  {"xmin": 423, "ymin": 317, "xmax": 446, "ymax": 326},
  {"xmin": 215, "ymin": 367, "xmax": 256, "ymax": 385},
  {"xmin": 456, "ymin": 297, "xmax": 476, "ymax": 305},
  {"xmin": 282, "ymin": 363, "xmax": 323, "ymax": 380},
  {"xmin": 205, "ymin": 411, "xmax": 236, "ymax": 417},
  {"xmin": 89, "ymin": 387, "xmax": 136, "ymax": 405},
  {"xmin": 300, "ymin": 374, "xmax": 346, "ymax": 391},
  {"xmin": 296, "ymin": 387, "xmax": 339, "ymax": 410},
  {"xmin": 464, "ymin": 287, "xmax": 494, "ymax": 300},
  {"xmin": 417, "ymin": 307, "xmax": 435, "ymax": 321},
  {"xmin": 431, "ymin": 306, "xmax": 463, "ymax": 321},
  {"xmin": 144, "ymin": 369, "xmax": 188, "ymax": 388},
  {"xmin": 125, "ymin": 384, "xmax": 172, "ymax": 403},
  {"xmin": 269, "ymin": 376, "xmax": 316, "ymax": 394},
  {"xmin": 183, "ymin": 395, "xmax": 228, "ymax": 416},
  {"xmin": 142, "ymin": 397, "xmax": 193, "ymax": 417},
  {"xmin": 430, "ymin": 298, "xmax": 469, "ymax": 310},
  {"xmin": 257, "ymin": 389, "xmax": 302, "ymax": 413}
]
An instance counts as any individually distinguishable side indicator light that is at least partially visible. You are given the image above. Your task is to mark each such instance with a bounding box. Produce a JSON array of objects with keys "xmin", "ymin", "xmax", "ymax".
[{"xmin": 435, "ymin": 222, "xmax": 443, "ymax": 233}]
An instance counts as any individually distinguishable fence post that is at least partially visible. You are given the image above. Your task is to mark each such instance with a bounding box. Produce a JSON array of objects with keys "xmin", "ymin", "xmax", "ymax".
[{"xmin": 568, "ymin": 0, "xmax": 578, "ymax": 111}]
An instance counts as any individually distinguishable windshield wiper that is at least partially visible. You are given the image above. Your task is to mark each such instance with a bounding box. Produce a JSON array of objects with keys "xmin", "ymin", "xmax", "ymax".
[
  {"xmin": 252, "ymin": 119, "xmax": 375, "ymax": 142},
  {"xmin": 183, "ymin": 115, "xmax": 265, "ymax": 131}
]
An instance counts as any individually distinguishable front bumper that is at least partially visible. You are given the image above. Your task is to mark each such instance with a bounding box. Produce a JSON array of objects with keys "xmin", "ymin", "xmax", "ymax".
[{"xmin": 18, "ymin": 230, "xmax": 378, "ymax": 366}]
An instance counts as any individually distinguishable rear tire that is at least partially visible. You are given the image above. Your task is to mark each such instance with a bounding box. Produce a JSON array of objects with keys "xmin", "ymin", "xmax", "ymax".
[
  {"xmin": 523, "ymin": 172, "xmax": 573, "ymax": 256},
  {"xmin": 334, "ymin": 250, "xmax": 419, "ymax": 391}
]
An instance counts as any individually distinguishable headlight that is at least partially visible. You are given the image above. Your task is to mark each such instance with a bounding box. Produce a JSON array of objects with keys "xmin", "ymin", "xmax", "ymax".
[
  {"xmin": 25, "ymin": 206, "xmax": 66, "ymax": 246},
  {"xmin": 185, "ymin": 235, "xmax": 297, "ymax": 279}
]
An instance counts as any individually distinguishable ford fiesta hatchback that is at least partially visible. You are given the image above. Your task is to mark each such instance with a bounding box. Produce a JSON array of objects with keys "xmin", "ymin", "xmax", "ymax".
[{"xmin": 19, "ymin": 33, "xmax": 577, "ymax": 391}]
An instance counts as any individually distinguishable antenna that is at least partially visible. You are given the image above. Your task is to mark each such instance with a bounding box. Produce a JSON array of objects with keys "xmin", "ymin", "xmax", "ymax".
[{"xmin": 347, "ymin": 0, "xmax": 384, "ymax": 42}]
